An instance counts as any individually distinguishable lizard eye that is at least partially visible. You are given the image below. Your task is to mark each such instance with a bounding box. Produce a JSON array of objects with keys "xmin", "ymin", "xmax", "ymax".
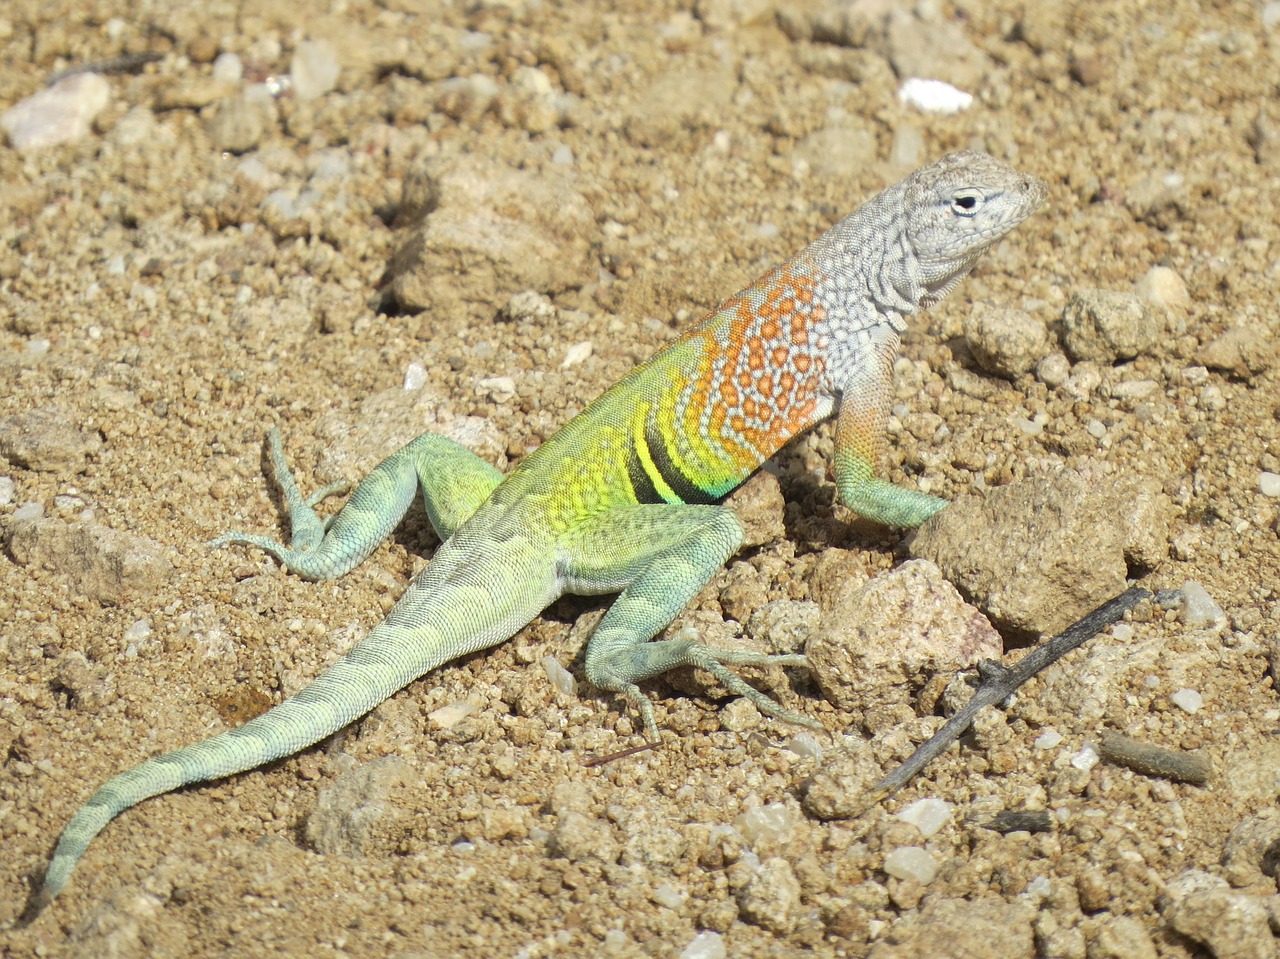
[{"xmin": 951, "ymin": 189, "xmax": 984, "ymax": 215}]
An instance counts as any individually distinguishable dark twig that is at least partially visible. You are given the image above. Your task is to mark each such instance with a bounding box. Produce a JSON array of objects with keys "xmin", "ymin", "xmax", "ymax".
[
  {"xmin": 1098, "ymin": 731, "xmax": 1211, "ymax": 784},
  {"xmin": 46, "ymin": 51, "xmax": 163, "ymax": 86},
  {"xmin": 852, "ymin": 585, "xmax": 1155, "ymax": 815}
]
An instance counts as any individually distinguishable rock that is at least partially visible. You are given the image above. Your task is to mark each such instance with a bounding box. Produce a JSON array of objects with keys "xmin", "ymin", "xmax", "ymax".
[
  {"xmin": 884, "ymin": 13, "xmax": 990, "ymax": 90},
  {"xmin": 1086, "ymin": 914, "xmax": 1158, "ymax": 959},
  {"xmin": 1221, "ymin": 810, "xmax": 1280, "ymax": 889},
  {"xmin": 1, "ymin": 73, "xmax": 111, "ymax": 152},
  {"xmin": 910, "ymin": 471, "xmax": 1171, "ymax": 637},
  {"xmin": 1134, "ymin": 265, "xmax": 1190, "ymax": 313},
  {"xmin": 0, "ymin": 407, "xmax": 103, "ymax": 473},
  {"xmin": 1125, "ymin": 170, "xmax": 1190, "ymax": 228},
  {"xmin": 801, "ymin": 740, "xmax": 883, "ymax": 820},
  {"xmin": 8, "ymin": 518, "xmax": 174, "ymax": 604},
  {"xmin": 745, "ymin": 600, "xmax": 820, "ymax": 655},
  {"xmin": 1161, "ymin": 870, "xmax": 1274, "ymax": 959},
  {"xmin": 204, "ymin": 90, "xmax": 276, "ymax": 154},
  {"xmin": 383, "ymin": 156, "xmax": 594, "ymax": 318},
  {"xmin": 290, "ymin": 40, "xmax": 340, "ymax": 100},
  {"xmin": 725, "ymin": 470, "xmax": 787, "ymax": 548},
  {"xmin": 1196, "ymin": 326, "xmax": 1278, "ymax": 381},
  {"xmin": 548, "ymin": 810, "xmax": 620, "ymax": 864},
  {"xmin": 964, "ymin": 305, "xmax": 1051, "ymax": 378},
  {"xmin": 806, "ymin": 559, "xmax": 1001, "ymax": 711},
  {"xmin": 305, "ymin": 756, "xmax": 413, "ymax": 856},
  {"xmin": 1061, "ymin": 289, "xmax": 1162, "ymax": 364},
  {"xmin": 736, "ymin": 857, "xmax": 801, "ymax": 934},
  {"xmin": 867, "ymin": 897, "xmax": 1035, "ymax": 959}
]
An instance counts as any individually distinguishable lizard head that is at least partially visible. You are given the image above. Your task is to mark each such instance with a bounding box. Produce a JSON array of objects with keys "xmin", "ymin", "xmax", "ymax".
[{"xmin": 904, "ymin": 151, "xmax": 1047, "ymax": 308}]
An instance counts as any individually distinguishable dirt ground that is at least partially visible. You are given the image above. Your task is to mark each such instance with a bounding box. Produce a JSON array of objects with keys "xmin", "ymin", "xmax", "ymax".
[{"xmin": 2, "ymin": 0, "xmax": 1279, "ymax": 956}]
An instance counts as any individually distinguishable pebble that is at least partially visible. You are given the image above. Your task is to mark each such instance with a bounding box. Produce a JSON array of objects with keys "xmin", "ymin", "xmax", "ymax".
[
  {"xmin": 963, "ymin": 306, "xmax": 1050, "ymax": 379},
  {"xmin": 0, "ymin": 476, "xmax": 13, "ymax": 506},
  {"xmin": 1181, "ymin": 581, "xmax": 1226, "ymax": 629},
  {"xmin": 1259, "ymin": 472, "xmax": 1280, "ymax": 497},
  {"xmin": 1, "ymin": 73, "xmax": 111, "ymax": 152},
  {"xmin": 1062, "ymin": 288, "xmax": 1161, "ymax": 363},
  {"xmin": 1169, "ymin": 689, "xmax": 1204, "ymax": 714},
  {"xmin": 883, "ymin": 846, "xmax": 940, "ymax": 884},
  {"xmin": 427, "ymin": 700, "xmax": 474, "ymax": 729},
  {"xmin": 897, "ymin": 77, "xmax": 973, "ymax": 114},
  {"xmin": 212, "ymin": 52, "xmax": 244, "ymax": 84},
  {"xmin": 403, "ymin": 362, "xmax": 428, "ymax": 390},
  {"xmin": 291, "ymin": 39, "xmax": 341, "ymax": 100},
  {"xmin": 1035, "ymin": 728, "xmax": 1064, "ymax": 750},
  {"xmin": 896, "ymin": 798, "xmax": 953, "ymax": 838},
  {"xmin": 1071, "ymin": 744, "xmax": 1100, "ymax": 771},
  {"xmin": 304, "ymin": 756, "xmax": 411, "ymax": 856},
  {"xmin": 1135, "ymin": 265, "xmax": 1190, "ymax": 312},
  {"xmin": 540, "ymin": 655, "xmax": 577, "ymax": 698},
  {"xmin": 735, "ymin": 803, "xmax": 796, "ymax": 846},
  {"xmin": 680, "ymin": 931, "xmax": 727, "ymax": 959}
]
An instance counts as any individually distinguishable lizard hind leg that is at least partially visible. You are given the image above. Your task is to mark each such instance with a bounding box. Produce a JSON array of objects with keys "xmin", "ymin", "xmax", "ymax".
[
  {"xmin": 562, "ymin": 504, "xmax": 819, "ymax": 739},
  {"xmin": 211, "ymin": 427, "xmax": 504, "ymax": 581}
]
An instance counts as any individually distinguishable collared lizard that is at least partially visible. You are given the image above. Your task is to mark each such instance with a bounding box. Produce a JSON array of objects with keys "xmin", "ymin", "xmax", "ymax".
[{"xmin": 31, "ymin": 150, "xmax": 1046, "ymax": 913}]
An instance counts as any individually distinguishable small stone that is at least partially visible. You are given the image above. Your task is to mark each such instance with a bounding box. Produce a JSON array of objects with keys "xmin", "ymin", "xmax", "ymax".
[
  {"xmin": 0, "ymin": 407, "xmax": 103, "ymax": 473},
  {"xmin": 1169, "ymin": 689, "xmax": 1204, "ymax": 714},
  {"xmin": 883, "ymin": 846, "xmax": 939, "ymax": 884},
  {"xmin": 1035, "ymin": 728, "xmax": 1064, "ymax": 750},
  {"xmin": 897, "ymin": 77, "xmax": 973, "ymax": 114},
  {"xmin": 1, "ymin": 73, "xmax": 111, "ymax": 152},
  {"xmin": 964, "ymin": 306, "xmax": 1050, "ymax": 378},
  {"xmin": 1197, "ymin": 327, "xmax": 1278, "ymax": 382},
  {"xmin": 8, "ymin": 517, "xmax": 174, "ymax": 603},
  {"xmin": 291, "ymin": 40, "xmax": 340, "ymax": 100},
  {"xmin": 1071, "ymin": 744, "xmax": 1100, "ymax": 771},
  {"xmin": 205, "ymin": 91, "xmax": 275, "ymax": 154},
  {"xmin": 1221, "ymin": 811, "xmax": 1280, "ymax": 888},
  {"xmin": 1260, "ymin": 472, "xmax": 1280, "ymax": 498},
  {"xmin": 896, "ymin": 798, "xmax": 953, "ymax": 838},
  {"xmin": 1181, "ymin": 581, "xmax": 1226, "ymax": 629},
  {"xmin": 305, "ymin": 756, "xmax": 412, "ymax": 856},
  {"xmin": 549, "ymin": 811, "xmax": 619, "ymax": 864},
  {"xmin": 1062, "ymin": 288, "xmax": 1161, "ymax": 363},
  {"xmin": 736, "ymin": 857, "xmax": 801, "ymax": 934},
  {"xmin": 1162, "ymin": 871, "xmax": 1274, "ymax": 959},
  {"xmin": 680, "ymin": 931, "xmax": 727, "ymax": 959},
  {"xmin": 428, "ymin": 701, "xmax": 474, "ymax": 729},
  {"xmin": 1088, "ymin": 914, "xmax": 1158, "ymax": 959},
  {"xmin": 540, "ymin": 656, "xmax": 577, "ymax": 699},
  {"xmin": 1036, "ymin": 351, "xmax": 1071, "ymax": 388},
  {"xmin": 735, "ymin": 803, "xmax": 796, "ymax": 847},
  {"xmin": 1135, "ymin": 265, "xmax": 1190, "ymax": 312}
]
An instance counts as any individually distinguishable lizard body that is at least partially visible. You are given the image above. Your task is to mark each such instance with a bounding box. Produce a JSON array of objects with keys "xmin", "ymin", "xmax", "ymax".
[{"xmin": 33, "ymin": 151, "xmax": 1045, "ymax": 912}]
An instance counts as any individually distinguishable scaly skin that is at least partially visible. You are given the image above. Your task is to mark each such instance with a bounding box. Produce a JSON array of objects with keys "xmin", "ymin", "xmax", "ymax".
[{"xmin": 31, "ymin": 151, "xmax": 1046, "ymax": 914}]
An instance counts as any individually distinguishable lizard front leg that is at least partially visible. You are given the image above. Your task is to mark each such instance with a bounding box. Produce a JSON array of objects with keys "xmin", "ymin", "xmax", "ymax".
[
  {"xmin": 560, "ymin": 504, "xmax": 817, "ymax": 739},
  {"xmin": 212, "ymin": 427, "xmax": 504, "ymax": 580},
  {"xmin": 833, "ymin": 328, "xmax": 948, "ymax": 528}
]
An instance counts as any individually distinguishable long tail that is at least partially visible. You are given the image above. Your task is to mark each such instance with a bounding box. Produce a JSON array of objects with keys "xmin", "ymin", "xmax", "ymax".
[{"xmin": 32, "ymin": 544, "xmax": 556, "ymax": 915}]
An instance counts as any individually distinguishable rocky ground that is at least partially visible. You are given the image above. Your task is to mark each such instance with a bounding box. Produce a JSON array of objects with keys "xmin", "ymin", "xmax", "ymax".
[{"xmin": 1, "ymin": 0, "xmax": 1279, "ymax": 957}]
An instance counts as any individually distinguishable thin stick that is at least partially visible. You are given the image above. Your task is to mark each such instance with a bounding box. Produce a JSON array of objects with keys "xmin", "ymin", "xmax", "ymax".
[{"xmin": 853, "ymin": 585, "xmax": 1156, "ymax": 814}]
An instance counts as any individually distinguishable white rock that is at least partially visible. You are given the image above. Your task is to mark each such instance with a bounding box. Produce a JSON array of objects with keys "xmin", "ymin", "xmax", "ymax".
[
  {"xmin": 540, "ymin": 655, "xmax": 577, "ymax": 698},
  {"xmin": 403, "ymin": 362, "xmax": 428, "ymax": 390},
  {"xmin": 680, "ymin": 931, "xmax": 727, "ymax": 959},
  {"xmin": 1169, "ymin": 689, "xmax": 1203, "ymax": 714},
  {"xmin": 291, "ymin": 40, "xmax": 340, "ymax": 100},
  {"xmin": 897, "ymin": 78, "xmax": 973, "ymax": 114},
  {"xmin": 428, "ymin": 700, "xmax": 474, "ymax": 729},
  {"xmin": 897, "ymin": 798, "xmax": 954, "ymax": 838},
  {"xmin": 735, "ymin": 803, "xmax": 795, "ymax": 846},
  {"xmin": 1259, "ymin": 471, "xmax": 1280, "ymax": 498},
  {"xmin": 0, "ymin": 476, "xmax": 14, "ymax": 506},
  {"xmin": 1181, "ymin": 581, "xmax": 1226, "ymax": 629},
  {"xmin": 1071, "ymin": 744, "xmax": 1100, "ymax": 771},
  {"xmin": 2, "ymin": 73, "xmax": 111, "ymax": 152},
  {"xmin": 883, "ymin": 846, "xmax": 939, "ymax": 884},
  {"xmin": 1034, "ymin": 728, "xmax": 1064, "ymax": 750}
]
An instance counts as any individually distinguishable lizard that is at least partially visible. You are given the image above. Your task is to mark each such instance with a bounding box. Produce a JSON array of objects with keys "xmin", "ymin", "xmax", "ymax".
[{"xmin": 30, "ymin": 150, "xmax": 1046, "ymax": 914}]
